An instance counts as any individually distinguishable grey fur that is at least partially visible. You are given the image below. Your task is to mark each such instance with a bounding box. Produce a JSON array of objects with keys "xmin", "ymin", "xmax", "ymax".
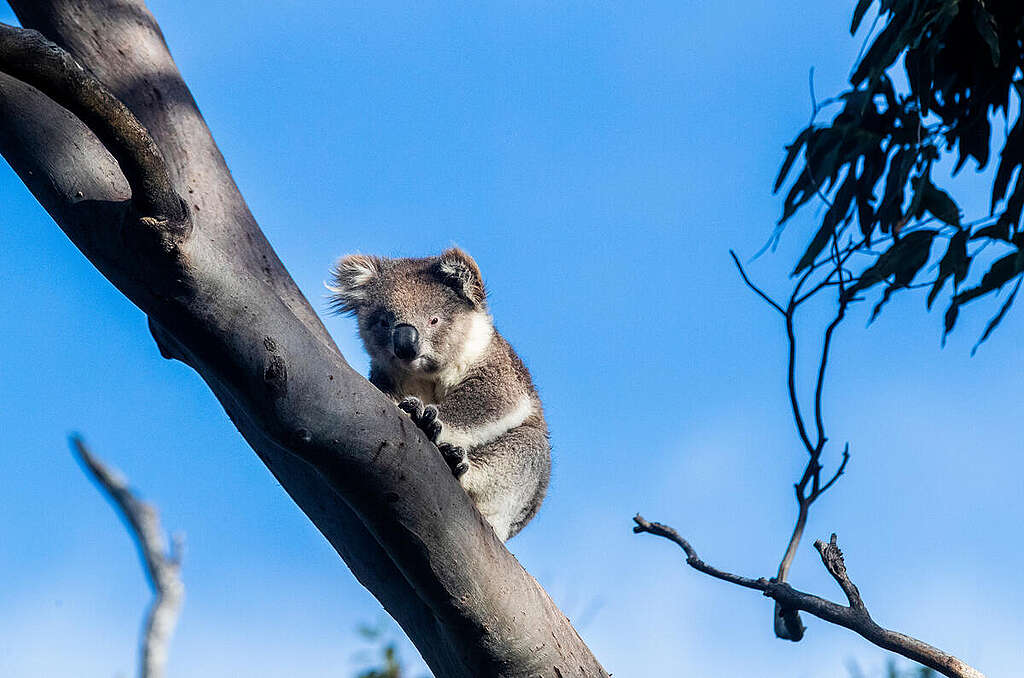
[{"xmin": 328, "ymin": 248, "xmax": 550, "ymax": 540}]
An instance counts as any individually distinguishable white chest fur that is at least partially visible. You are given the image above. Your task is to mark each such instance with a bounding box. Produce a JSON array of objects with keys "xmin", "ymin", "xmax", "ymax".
[{"xmin": 438, "ymin": 395, "xmax": 534, "ymax": 450}]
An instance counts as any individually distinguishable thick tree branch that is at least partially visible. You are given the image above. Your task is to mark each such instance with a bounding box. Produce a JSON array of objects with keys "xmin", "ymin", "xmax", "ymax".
[
  {"xmin": 633, "ymin": 516, "xmax": 985, "ymax": 678},
  {"xmin": 0, "ymin": 22, "xmax": 183, "ymax": 224},
  {"xmin": 0, "ymin": 3, "xmax": 606, "ymax": 676},
  {"xmin": 72, "ymin": 435, "xmax": 184, "ymax": 678}
]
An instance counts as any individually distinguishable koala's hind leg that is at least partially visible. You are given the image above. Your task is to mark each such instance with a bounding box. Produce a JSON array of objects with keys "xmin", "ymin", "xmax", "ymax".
[{"xmin": 461, "ymin": 423, "xmax": 550, "ymax": 541}]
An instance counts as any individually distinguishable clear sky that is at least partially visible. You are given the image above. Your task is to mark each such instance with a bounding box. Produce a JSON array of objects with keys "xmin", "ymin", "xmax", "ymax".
[{"xmin": 1, "ymin": 2, "xmax": 1021, "ymax": 677}]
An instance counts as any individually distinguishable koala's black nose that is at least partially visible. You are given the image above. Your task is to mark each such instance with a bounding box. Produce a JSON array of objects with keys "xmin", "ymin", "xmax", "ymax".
[{"xmin": 392, "ymin": 324, "xmax": 420, "ymax": 360}]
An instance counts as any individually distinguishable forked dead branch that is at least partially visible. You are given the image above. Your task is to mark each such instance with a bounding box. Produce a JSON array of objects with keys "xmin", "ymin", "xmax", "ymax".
[
  {"xmin": 631, "ymin": 518, "xmax": 983, "ymax": 678},
  {"xmin": 633, "ymin": 246, "xmax": 984, "ymax": 678}
]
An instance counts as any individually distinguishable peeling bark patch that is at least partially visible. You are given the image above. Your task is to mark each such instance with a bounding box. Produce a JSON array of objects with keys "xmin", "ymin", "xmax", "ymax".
[{"xmin": 263, "ymin": 336, "xmax": 278, "ymax": 352}]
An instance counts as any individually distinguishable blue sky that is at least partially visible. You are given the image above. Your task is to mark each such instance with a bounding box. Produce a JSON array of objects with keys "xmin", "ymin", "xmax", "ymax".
[{"xmin": 1, "ymin": 2, "xmax": 1021, "ymax": 676}]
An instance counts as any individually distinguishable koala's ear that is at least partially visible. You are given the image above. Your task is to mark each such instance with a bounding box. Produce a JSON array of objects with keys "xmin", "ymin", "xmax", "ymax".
[
  {"xmin": 437, "ymin": 247, "xmax": 486, "ymax": 308},
  {"xmin": 326, "ymin": 254, "xmax": 381, "ymax": 315}
]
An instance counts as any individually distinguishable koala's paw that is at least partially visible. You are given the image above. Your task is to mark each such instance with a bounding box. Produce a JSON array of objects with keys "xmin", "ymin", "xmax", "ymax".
[
  {"xmin": 438, "ymin": 442, "xmax": 470, "ymax": 478},
  {"xmin": 398, "ymin": 396, "xmax": 442, "ymax": 442}
]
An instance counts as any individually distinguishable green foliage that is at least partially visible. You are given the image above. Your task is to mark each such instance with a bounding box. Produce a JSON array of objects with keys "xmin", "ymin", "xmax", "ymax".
[
  {"xmin": 356, "ymin": 644, "xmax": 402, "ymax": 678},
  {"xmin": 776, "ymin": 0, "xmax": 1024, "ymax": 346},
  {"xmin": 354, "ymin": 622, "xmax": 406, "ymax": 678}
]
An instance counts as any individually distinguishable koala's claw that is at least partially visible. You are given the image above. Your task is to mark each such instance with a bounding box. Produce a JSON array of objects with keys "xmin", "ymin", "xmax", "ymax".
[
  {"xmin": 399, "ymin": 396, "xmax": 442, "ymax": 442},
  {"xmin": 438, "ymin": 443, "xmax": 470, "ymax": 478},
  {"xmin": 398, "ymin": 396, "xmax": 424, "ymax": 418},
  {"xmin": 399, "ymin": 396, "xmax": 463, "ymax": 475}
]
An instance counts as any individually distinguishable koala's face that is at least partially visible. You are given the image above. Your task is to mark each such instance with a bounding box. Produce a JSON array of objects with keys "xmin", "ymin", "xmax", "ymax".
[{"xmin": 328, "ymin": 248, "xmax": 491, "ymax": 378}]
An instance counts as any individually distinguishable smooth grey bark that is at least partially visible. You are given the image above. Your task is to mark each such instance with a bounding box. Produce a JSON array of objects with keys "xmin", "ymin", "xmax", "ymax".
[{"xmin": 0, "ymin": 2, "xmax": 608, "ymax": 677}]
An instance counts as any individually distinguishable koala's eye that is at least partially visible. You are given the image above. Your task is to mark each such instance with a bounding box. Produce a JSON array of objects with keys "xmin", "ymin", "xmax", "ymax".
[
  {"xmin": 429, "ymin": 316, "xmax": 440, "ymax": 326},
  {"xmin": 377, "ymin": 316, "xmax": 389, "ymax": 328}
]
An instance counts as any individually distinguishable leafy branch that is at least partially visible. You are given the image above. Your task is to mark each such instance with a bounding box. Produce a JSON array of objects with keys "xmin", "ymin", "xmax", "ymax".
[
  {"xmin": 634, "ymin": 215, "xmax": 982, "ymax": 675},
  {"xmin": 775, "ymin": 0, "xmax": 1024, "ymax": 347}
]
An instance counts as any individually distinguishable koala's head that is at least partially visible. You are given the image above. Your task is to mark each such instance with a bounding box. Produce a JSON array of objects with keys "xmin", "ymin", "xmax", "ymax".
[{"xmin": 327, "ymin": 248, "xmax": 493, "ymax": 378}]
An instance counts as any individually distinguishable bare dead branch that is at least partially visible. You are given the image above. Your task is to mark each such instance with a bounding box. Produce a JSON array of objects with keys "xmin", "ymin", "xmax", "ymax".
[
  {"xmin": 815, "ymin": 443, "xmax": 849, "ymax": 498},
  {"xmin": 731, "ymin": 246, "xmax": 853, "ymax": 609},
  {"xmin": 644, "ymin": 45, "xmax": 972, "ymax": 668},
  {"xmin": 731, "ymin": 239, "xmax": 856, "ymax": 641},
  {"xmin": 773, "ymin": 505, "xmax": 810, "ymax": 640},
  {"xmin": 814, "ymin": 534, "xmax": 864, "ymax": 612},
  {"xmin": 71, "ymin": 435, "xmax": 184, "ymax": 678},
  {"xmin": 811, "ymin": 265, "xmax": 849, "ymax": 452},
  {"xmin": 731, "ymin": 245, "xmax": 846, "ymax": 643},
  {"xmin": 633, "ymin": 517, "xmax": 985, "ymax": 678},
  {"xmin": 0, "ymin": 23, "xmax": 184, "ymax": 225},
  {"xmin": 631, "ymin": 515, "xmax": 767, "ymax": 592},
  {"xmin": 783, "ymin": 263, "xmax": 821, "ymax": 457}
]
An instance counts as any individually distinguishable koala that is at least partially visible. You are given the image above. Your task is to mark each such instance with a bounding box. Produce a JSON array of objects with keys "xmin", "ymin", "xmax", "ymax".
[{"xmin": 327, "ymin": 247, "xmax": 550, "ymax": 541}]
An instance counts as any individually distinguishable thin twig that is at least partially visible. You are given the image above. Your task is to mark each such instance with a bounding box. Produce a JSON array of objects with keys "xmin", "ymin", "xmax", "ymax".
[
  {"xmin": 732, "ymin": 240, "xmax": 854, "ymax": 640},
  {"xmin": 774, "ymin": 256, "xmax": 852, "ymax": 641},
  {"xmin": 816, "ymin": 444, "xmax": 850, "ymax": 498},
  {"xmin": 806, "ymin": 67, "xmax": 834, "ymax": 209},
  {"xmin": 812, "ymin": 281, "xmax": 848, "ymax": 451},
  {"xmin": 730, "ymin": 250, "xmax": 785, "ymax": 314},
  {"xmin": 783, "ymin": 263, "xmax": 821, "ymax": 458},
  {"xmin": 71, "ymin": 435, "xmax": 184, "ymax": 678},
  {"xmin": 633, "ymin": 517, "xmax": 986, "ymax": 678},
  {"xmin": 795, "ymin": 241, "xmax": 859, "ymax": 306}
]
